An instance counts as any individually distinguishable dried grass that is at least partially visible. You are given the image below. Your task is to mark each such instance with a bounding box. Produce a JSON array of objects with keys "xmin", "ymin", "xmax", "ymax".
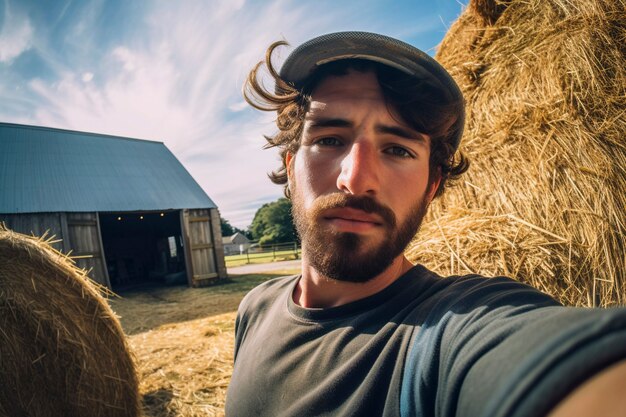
[
  {"xmin": 111, "ymin": 286, "xmax": 239, "ymax": 416},
  {"xmin": 407, "ymin": 0, "xmax": 626, "ymax": 306},
  {"xmin": 130, "ymin": 313, "xmax": 235, "ymax": 417},
  {"xmin": 0, "ymin": 226, "xmax": 140, "ymax": 416},
  {"xmin": 109, "ymin": 271, "xmax": 299, "ymax": 417}
]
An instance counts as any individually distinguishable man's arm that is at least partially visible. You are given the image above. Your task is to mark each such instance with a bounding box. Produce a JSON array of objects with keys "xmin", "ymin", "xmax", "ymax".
[
  {"xmin": 549, "ymin": 359, "xmax": 626, "ymax": 417},
  {"xmin": 449, "ymin": 303, "xmax": 626, "ymax": 417}
]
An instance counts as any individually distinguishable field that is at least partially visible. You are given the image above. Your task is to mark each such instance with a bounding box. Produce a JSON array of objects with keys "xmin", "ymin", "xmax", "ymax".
[
  {"xmin": 224, "ymin": 248, "xmax": 301, "ymax": 267},
  {"xmin": 108, "ymin": 269, "xmax": 300, "ymax": 417}
]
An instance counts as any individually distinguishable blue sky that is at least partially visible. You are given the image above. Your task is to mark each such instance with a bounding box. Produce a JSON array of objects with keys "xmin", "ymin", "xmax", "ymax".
[{"xmin": 0, "ymin": 0, "xmax": 467, "ymax": 229}]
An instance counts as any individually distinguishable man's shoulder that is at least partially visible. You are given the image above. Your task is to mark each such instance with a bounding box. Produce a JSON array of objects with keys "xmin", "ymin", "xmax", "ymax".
[
  {"xmin": 411, "ymin": 264, "xmax": 530, "ymax": 293},
  {"xmin": 410, "ymin": 265, "xmax": 560, "ymax": 313}
]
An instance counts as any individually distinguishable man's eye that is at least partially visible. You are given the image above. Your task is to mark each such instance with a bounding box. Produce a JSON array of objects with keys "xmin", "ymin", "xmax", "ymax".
[
  {"xmin": 385, "ymin": 146, "xmax": 414, "ymax": 158},
  {"xmin": 315, "ymin": 137, "xmax": 342, "ymax": 146}
]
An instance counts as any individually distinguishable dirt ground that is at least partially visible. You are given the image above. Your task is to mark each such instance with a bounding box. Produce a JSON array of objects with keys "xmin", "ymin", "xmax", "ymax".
[{"xmin": 107, "ymin": 269, "xmax": 300, "ymax": 417}]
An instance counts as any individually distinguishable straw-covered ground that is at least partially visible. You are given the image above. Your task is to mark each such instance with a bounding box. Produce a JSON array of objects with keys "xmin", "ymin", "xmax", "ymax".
[{"xmin": 108, "ymin": 270, "xmax": 299, "ymax": 417}]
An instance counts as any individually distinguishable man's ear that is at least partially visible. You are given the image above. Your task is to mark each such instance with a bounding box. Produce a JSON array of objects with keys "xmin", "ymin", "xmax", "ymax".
[
  {"xmin": 426, "ymin": 166, "xmax": 442, "ymax": 203},
  {"xmin": 285, "ymin": 151, "xmax": 294, "ymax": 179}
]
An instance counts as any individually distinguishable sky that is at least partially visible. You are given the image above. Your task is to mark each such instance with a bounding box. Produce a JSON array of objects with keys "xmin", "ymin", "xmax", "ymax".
[{"xmin": 0, "ymin": 0, "xmax": 467, "ymax": 229}]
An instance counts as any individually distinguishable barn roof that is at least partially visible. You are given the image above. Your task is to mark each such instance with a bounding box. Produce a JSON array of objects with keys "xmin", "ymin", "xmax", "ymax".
[{"xmin": 0, "ymin": 122, "xmax": 217, "ymax": 213}]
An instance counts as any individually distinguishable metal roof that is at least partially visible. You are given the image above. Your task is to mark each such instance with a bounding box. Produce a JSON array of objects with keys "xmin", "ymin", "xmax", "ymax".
[{"xmin": 0, "ymin": 122, "xmax": 217, "ymax": 213}]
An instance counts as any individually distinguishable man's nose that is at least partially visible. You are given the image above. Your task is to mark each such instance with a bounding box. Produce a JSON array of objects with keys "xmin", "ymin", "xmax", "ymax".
[{"xmin": 336, "ymin": 142, "xmax": 379, "ymax": 195}]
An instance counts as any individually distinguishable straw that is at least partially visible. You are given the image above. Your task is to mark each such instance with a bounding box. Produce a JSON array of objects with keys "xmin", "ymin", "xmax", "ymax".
[
  {"xmin": 0, "ymin": 226, "xmax": 140, "ymax": 416},
  {"xmin": 407, "ymin": 0, "xmax": 626, "ymax": 307}
]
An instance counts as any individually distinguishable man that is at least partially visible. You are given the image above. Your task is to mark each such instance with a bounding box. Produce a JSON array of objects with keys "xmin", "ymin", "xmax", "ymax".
[{"xmin": 226, "ymin": 32, "xmax": 626, "ymax": 417}]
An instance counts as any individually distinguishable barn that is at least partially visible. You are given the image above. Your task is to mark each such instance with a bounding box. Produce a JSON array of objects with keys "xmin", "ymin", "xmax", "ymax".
[{"xmin": 0, "ymin": 122, "xmax": 227, "ymax": 290}]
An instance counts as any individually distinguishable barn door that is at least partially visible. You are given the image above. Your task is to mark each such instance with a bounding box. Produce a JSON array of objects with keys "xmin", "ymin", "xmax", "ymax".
[
  {"xmin": 181, "ymin": 209, "xmax": 218, "ymax": 287},
  {"xmin": 65, "ymin": 213, "xmax": 110, "ymax": 287}
]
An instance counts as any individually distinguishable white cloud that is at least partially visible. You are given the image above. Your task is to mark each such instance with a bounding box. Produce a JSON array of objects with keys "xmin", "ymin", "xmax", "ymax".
[
  {"xmin": 228, "ymin": 100, "xmax": 249, "ymax": 112},
  {"xmin": 112, "ymin": 46, "xmax": 137, "ymax": 72},
  {"xmin": 82, "ymin": 72, "xmax": 94, "ymax": 82},
  {"xmin": 0, "ymin": 14, "xmax": 33, "ymax": 63}
]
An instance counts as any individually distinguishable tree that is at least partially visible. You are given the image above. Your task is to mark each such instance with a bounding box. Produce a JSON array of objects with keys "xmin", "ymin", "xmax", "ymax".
[
  {"xmin": 220, "ymin": 216, "xmax": 235, "ymax": 237},
  {"xmin": 249, "ymin": 198, "xmax": 297, "ymax": 245}
]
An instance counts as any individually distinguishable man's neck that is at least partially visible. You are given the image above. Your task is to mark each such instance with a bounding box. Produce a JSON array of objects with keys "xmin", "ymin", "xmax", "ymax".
[{"xmin": 292, "ymin": 255, "xmax": 414, "ymax": 308}]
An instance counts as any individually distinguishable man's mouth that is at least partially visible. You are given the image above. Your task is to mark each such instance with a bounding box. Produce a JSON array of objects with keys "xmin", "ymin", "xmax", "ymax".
[{"xmin": 321, "ymin": 207, "xmax": 384, "ymax": 232}]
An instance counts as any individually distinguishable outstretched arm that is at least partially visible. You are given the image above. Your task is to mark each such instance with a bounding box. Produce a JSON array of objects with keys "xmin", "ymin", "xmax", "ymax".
[{"xmin": 447, "ymin": 301, "xmax": 626, "ymax": 417}]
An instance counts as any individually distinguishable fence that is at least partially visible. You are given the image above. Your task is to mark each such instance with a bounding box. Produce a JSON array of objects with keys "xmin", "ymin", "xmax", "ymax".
[{"xmin": 224, "ymin": 241, "xmax": 301, "ymax": 267}]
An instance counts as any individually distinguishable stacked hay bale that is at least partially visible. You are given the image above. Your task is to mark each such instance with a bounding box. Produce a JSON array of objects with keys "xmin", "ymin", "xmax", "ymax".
[
  {"xmin": 407, "ymin": 0, "xmax": 626, "ymax": 306},
  {"xmin": 0, "ymin": 227, "xmax": 140, "ymax": 417}
]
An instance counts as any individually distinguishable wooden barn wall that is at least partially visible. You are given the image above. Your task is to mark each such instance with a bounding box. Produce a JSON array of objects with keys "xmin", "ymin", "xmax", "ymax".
[
  {"xmin": 0, "ymin": 212, "xmax": 67, "ymax": 252},
  {"xmin": 209, "ymin": 208, "xmax": 227, "ymax": 279},
  {"xmin": 181, "ymin": 208, "xmax": 227, "ymax": 287},
  {"xmin": 65, "ymin": 213, "xmax": 109, "ymax": 287},
  {"xmin": 0, "ymin": 212, "xmax": 109, "ymax": 287}
]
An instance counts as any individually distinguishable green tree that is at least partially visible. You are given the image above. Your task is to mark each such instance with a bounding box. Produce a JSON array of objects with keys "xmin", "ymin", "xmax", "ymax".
[
  {"xmin": 220, "ymin": 216, "xmax": 236, "ymax": 237},
  {"xmin": 249, "ymin": 198, "xmax": 296, "ymax": 245}
]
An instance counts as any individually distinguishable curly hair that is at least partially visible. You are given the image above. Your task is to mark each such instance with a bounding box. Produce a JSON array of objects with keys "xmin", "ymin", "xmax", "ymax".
[{"xmin": 244, "ymin": 40, "xmax": 469, "ymax": 198}]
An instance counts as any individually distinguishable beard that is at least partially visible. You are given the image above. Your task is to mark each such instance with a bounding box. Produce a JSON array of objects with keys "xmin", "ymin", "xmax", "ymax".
[{"xmin": 291, "ymin": 185, "xmax": 430, "ymax": 283}]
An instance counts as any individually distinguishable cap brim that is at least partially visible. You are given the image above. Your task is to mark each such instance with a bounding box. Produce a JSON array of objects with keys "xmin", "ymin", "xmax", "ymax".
[{"xmin": 278, "ymin": 31, "xmax": 464, "ymax": 149}]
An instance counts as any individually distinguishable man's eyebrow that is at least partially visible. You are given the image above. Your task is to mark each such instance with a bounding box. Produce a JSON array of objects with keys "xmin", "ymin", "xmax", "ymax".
[
  {"xmin": 306, "ymin": 118, "xmax": 353, "ymax": 129},
  {"xmin": 376, "ymin": 124, "xmax": 426, "ymax": 142},
  {"xmin": 305, "ymin": 118, "xmax": 427, "ymax": 142}
]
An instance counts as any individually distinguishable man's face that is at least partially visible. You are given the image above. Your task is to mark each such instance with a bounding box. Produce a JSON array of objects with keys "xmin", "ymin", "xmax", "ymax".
[{"xmin": 287, "ymin": 69, "xmax": 439, "ymax": 282}]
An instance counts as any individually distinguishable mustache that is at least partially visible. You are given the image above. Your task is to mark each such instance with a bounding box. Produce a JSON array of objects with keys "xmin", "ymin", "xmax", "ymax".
[{"xmin": 310, "ymin": 193, "xmax": 396, "ymax": 227}]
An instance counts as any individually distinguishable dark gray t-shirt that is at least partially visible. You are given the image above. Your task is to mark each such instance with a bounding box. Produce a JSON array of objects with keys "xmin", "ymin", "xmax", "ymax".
[{"xmin": 226, "ymin": 265, "xmax": 626, "ymax": 417}]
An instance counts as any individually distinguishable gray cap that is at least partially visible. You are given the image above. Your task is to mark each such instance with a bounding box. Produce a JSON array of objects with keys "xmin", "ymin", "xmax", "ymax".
[{"xmin": 279, "ymin": 31, "xmax": 464, "ymax": 150}]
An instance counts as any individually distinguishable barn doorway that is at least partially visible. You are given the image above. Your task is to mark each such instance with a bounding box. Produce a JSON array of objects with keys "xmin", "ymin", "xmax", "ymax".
[{"xmin": 99, "ymin": 211, "xmax": 187, "ymax": 290}]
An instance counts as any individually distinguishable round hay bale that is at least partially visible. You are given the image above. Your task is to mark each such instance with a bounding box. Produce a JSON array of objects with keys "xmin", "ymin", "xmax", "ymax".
[
  {"xmin": 407, "ymin": 0, "xmax": 626, "ymax": 306},
  {"xmin": 0, "ymin": 226, "xmax": 140, "ymax": 417}
]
